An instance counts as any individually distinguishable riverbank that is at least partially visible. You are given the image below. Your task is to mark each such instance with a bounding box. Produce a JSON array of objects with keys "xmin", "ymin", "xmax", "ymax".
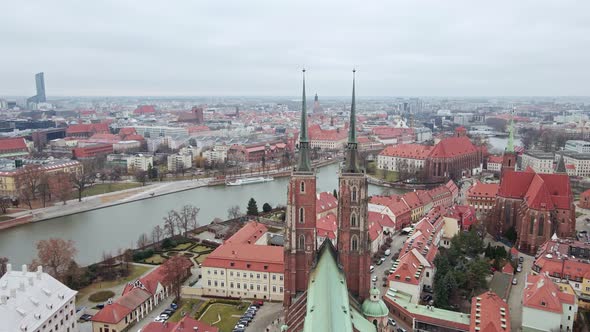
[{"xmin": 366, "ymin": 174, "xmax": 445, "ymax": 190}]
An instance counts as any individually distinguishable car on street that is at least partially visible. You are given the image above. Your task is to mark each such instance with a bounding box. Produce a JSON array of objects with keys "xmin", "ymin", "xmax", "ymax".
[
  {"xmin": 376, "ymin": 259, "xmax": 384, "ymax": 266},
  {"xmin": 154, "ymin": 315, "xmax": 166, "ymax": 322},
  {"xmin": 79, "ymin": 314, "xmax": 93, "ymax": 322},
  {"xmin": 512, "ymin": 278, "xmax": 518, "ymax": 285},
  {"xmin": 372, "ymin": 275, "xmax": 378, "ymax": 282},
  {"xmin": 385, "ymin": 249, "xmax": 391, "ymax": 256},
  {"xmin": 252, "ymin": 300, "xmax": 264, "ymax": 307},
  {"xmin": 234, "ymin": 323, "xmax": 246, "ymax": 330},
  {"xmin": 232, "ymin": 328, "xmax": 245, "ymax": 332},
  {"xmin": 370, "ymin": 265, "xmax": 375, "ymax": 273},
  {"xmin": 397, "ymin": 328, "xmax": 408, "ymax": 332},
  {"xmin": 518, "ymin": 256, "xmax": 524, "ymax": 263},
  {"xmin": 422, "ymin": 294, "xmax": 433, "ymax": 302},
  {"xmin": 517, "ymin": 265, "xmax": 522, "ymax": 272},
  {"xmin": 248, "ymin": 305, "xmax": 258, "ymax": 311},
  {"xmin": 238, "ymin": 319, "xmax": 250, "ymax": 326},
  {"xmin": 170, "ymin": 303, "xmax": 178, "ymax": 310},
  {"xmin": 387, "ymin": 318, "xmax": 397, "ymax": 326}
]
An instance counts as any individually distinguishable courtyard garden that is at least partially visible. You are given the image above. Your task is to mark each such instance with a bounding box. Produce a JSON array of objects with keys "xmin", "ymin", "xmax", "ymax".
[
  {"xmin": 196, "ymin": 300, "xmax": 248, "ymax": 332},
  {"xmin": 134, "ymin": 238, "xmax": 216, "ymax": 266}
]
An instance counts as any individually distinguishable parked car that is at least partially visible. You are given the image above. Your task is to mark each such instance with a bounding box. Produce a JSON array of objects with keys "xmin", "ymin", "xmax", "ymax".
[
  {"xmin": 96, "ymin": 304, "xmax": 105, "ymax": 309},
  {"xmin": 422, "ymin": 294, "xmax": 433, "ymax": 302},
  {"xmin": 154, "ymin": 316, "xmax": 166, "ymax": 322},
  {"xmin": 248, "ymin": 305, "xmax": 258, "ymax": 311},
  {"xmin": 372, "ymin": 275, "xmax": 378, "ymax": 282},
  {"xmin": 518, "ymin": 256, "xmax": 524, "ymax": 263},
  {"xmin": 512, "ymin": 278, "xmax": 518, "ymax": 285},
  {"xmin": 388, "ymin": 318, "xmax": 397, "ymax": 326},
  {"xmin": 385, "ymin": 249, "xmax": 391, "ymax": 256},
  {"xmin": 517, "ymin": 265, "xmax": 522, "ymax": 273},
  {"xmin": 397, "ymin": 328, "xmax": 408, "ymax": 332},
  {"xmin": 238, "ymin": 319, "xmax": 250, "ymax": 326},
  {"xmin": 234, "ymin": 323, "xmax": 246, "ymax": 330},
  {"xmin": 369, "ymin": 265, "xmax": 375, "ymax": 273},
  {"xmin": 252, "ymin": 300, "xmax": 264, "ymax": 307},
  {"xmin": 376, "ymin": 259, "xmax": 384, "ymax": 266},
  {"xmin": 170, "ymin": 303, "xmax": 178, "ymax": 310},
  {"xmin": 162, "ymin": 309, "xmax": 174, "ymax": 315},
  {"xmin": 79, "ymin": 314, "xmax": 93, "ymax": 322},
  {"xmin": 232, "ymin": 328, "xmax": 245, "ymax": 332}
]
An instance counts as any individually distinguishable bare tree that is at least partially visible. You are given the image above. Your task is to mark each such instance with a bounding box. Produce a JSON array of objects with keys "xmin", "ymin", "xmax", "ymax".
[
  {"xmin": 16, "ymin": 164, "xmax": 44, "ymax": 200},
  {"xmin": 51, "ymin": 172, "xmax": 73, "ymax": 205},
  {"xmin": 174, "ymin": 205, "xmax": 200, "ymax": 236},
  {"xmin": 163, "ymin": 211, "xmax": 178, "ymax": 238},
  {"xmin": 137, "ymin": 233, "xmax": 150, "ymax": 248},
  {"xmin": 151, "ymin": 225, "xmax": 164, "ymax": 244},
  {"xmin": 135, "ymin": 170, "xmax": 148, "ymax": 186},
  {"xmin": 37, "ymin": 175, "xmax": 51, "ymax": 208},
  {"xmin": 0, "ymin": 257, "xmax": 8, "ymax": 278},
  {"xmin": 0, "ymin": 196, "xmax": 10, "ymax": 214},
  {"xmin": 71, "ymin": 162, "xmax": 95, "ymax": 202},
  {"xmin": 161, "ymin": 256, "xmax": 192, "ymax": 301},
  {"xmin": 34, "ymin": 238, "xmax": 78, "ymax": 282},
  {"xmin": 227, "ymin": 205, "xmax": 242, "ymax": 219},
  {"xmin": 18, "ymin": 184, "xmax": 35, "ymax": 209}
]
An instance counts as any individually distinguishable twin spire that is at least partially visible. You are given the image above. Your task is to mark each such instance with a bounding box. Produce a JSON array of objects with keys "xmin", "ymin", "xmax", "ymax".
[{"xmin": 296, "ymin": 69, "xmax": 360, "ymax": 173}]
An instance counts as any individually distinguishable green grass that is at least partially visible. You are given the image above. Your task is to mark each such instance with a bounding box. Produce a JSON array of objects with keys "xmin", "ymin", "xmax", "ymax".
[
  {"xmin": 80, "ymin": 182, "xmax": 142, "ymax": 198},
  {"xmin": 168, "ymin": 299, "xmax": 203, "ymax": 322},
  {"xmin": 576, "ymin": 211, "xmax": 585, "ymax": 218},
  {"xmin": 143, "ymin": 253, "xmax": 166, "ymax": 264},
  {"xmin": 76, "ymin": 264, "xmax": 151, "ymax": 301},
  {"xmin": 0, "ymin": 215, "xmax": 13, "ymax": 222},
  {"xmin": 198, "ymin": 303, "xmax": 244, "ymax": 332},
  {"xmin": 375, "ymin": 169, "xmax": 400, "ymax": 182},
  {"xmin": 88, "ymin": 290, "xmax": 115, "ymax": 303},
  {"xmin": 195, "ymin": 253, "xmax": 209, "ymax": 264},
  {"xmin": 172, "ymin": 243, "xmax": 193, "ymax": 251},
  {"xmin": 190, "ymin": 245, "xmax": 213, "ymax": 254}
]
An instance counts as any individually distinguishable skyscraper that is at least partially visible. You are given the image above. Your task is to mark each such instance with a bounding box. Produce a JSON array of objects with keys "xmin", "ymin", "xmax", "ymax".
[{"xmin": 27, "ymin": 72, "xmax": 46, "ymax": 106}]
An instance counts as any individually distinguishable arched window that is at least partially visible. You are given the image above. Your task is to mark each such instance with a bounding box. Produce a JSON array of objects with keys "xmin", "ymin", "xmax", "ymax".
[
  {"xmin": 299, "ymin": 207, "xmax": 304, "ymax": 224},
  {"xmin": 538, "ymin": 214, "xmax": 545, "ymax": 236},
  {"xmin": 300, "ymin": 181, "xmax": 305, "ymax": 193},
  {"xmin": 351, "ymin": 235, "xmax": 359, "ymax": 251},
  {"xmin": 352, "ymin": 187, "xmax": 357, "ymax": 202},
  {"xmin": 508, "ymin": 159, "xmax": 511, "ymax": 167},
  {"xmin": 298, "ymin": 234, "xmax": 305, "ymax": 250},
  {"xmin": 351, "ymin": 213, "xmax": 357, "ymax": 227},
  {"xmin": 529, "ymin": 216, "xmax": 535, "ymax": 234}
]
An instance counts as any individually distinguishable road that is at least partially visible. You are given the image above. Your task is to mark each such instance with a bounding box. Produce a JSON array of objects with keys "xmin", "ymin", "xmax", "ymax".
[{"xmin": 372, "ymin": 232, "xmax": 408, "ymax": 296}]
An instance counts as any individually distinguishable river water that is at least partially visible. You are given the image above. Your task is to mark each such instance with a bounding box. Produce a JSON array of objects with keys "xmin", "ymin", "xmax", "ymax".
[{"xmin": 0, "ymin": 163, "xmax": 397, "ymax": 266}]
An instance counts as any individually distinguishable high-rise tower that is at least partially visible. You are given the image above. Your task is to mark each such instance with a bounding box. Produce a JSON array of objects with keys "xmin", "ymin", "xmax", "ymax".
[
  {"xmin": 27, "ymin": 72, "xmax": 46, "ymax": 107},
  {"xmin": 336, "ymin": 69, "xmax": 371, "ymax": 301},
  {"xmin": 283, "ymin": 69, "xmax": 317, "ymax": 308}
]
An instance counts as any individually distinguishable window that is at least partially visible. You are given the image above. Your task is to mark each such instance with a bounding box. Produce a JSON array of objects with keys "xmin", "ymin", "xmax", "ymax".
[
  {"xmin": 300, "ymin": 181, "xmax": 305, "ymax": 193},
  {"xmin": 298, "ymin": 234, "xmax": 305, "ymax": 250},
  {"xmin": 280, "ymin": 275, "xmax": 283, "ymax": 281},
  {"xmin": 299, "ymin": 207, "xmax": 304, "ymax": 223},
  {"xmin": 529, "ymin": 216, "xmax": 535, "ymax": 234},
  {"xmin": 273, "ymin": 275, "xmax": 276, "ymax": 280},
  {"xmin": 352, "ymin": 187, "xmax": 357, "ymax": 202},
  {"xmin": 208, "ymin": 280, "xmax": 211, "ymax": 286},
  {"xmin": 237, "ymin": 282, "xmax": 241, "ymax": 289},
  {"xmin": 351, "ymin": 213, "xmax": 357, "ymax": 227},
  {"xmin": 351, "ymin": 235, "xmax": 359, "ymax": 251},
  {"xmin": 273, "ymin": 286, "xmax": 276, "ymax": 292},
  {"xmin": 280, "ymin": 287, "xmax": 284, "ymax": 293},
  {"xmin": 538, "ymin": 214, "xmax": 544, "ymax": 236},
  {"xmin": 230, "ymin": 282, "xmax": 234, "ymax": 288}
]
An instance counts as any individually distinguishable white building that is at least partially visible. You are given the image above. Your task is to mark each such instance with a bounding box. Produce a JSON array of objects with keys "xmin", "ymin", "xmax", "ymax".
[
  {"xmin": 167, "ymin": 153, "xmax": 192, "ymax": 172},
  {"xmin": 203, "ymin": 148, "xmax": 227, "ymax": 165},
  {"xmin": 113, "ymin": 140, "xmax": 141, "ymax": 153},
  {"xmin": 522, "ymin": 274, "xmax": 577, "ymax": 332},
  {"xmin": 0, "ymin": 264, "xmax": 78, "ymax": 332},
  {"xmin": 520, "ymin": 150, "xmax": 555, "ymax": 173},
  {"xmin": 555, "ymin": 151, "xmax": 590, "ymax": 177},
  {"xmin": 414, "ymin": 127, "xmax": 432, "ymax": 143},
  {"xmin": 565, "ymin": 140, "xmax": 590, "ymax": 154},
  {"xmin": 132, "ymin": 125, "xmax": 188, "ymax": 138},
  {"xmin": 128, "ymin": 154, "xmax": 153, "ymax": 172}
]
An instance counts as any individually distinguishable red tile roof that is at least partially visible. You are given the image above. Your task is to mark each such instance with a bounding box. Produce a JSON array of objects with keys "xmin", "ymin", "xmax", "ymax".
[
  {"xmin": 368, "ymin": 211, "xmax": 395, "ymax": 229},
  {"xmin": 487, "ymin": 155, "xmax": 504, "ymax": 164},
  {"xmin": 0, "ymin": 137, "xmax": 28, "ymax": 151},
  {"xmin": 316, "ymin": 192, "xmax": 338, "ymax": 215},
  {"xmin": 467, "ymin": 181, "xmax": 499, "ymax": 198},
  {"xmin": 429, "ymin": 136, "xmax": 478, "ymax": 158},
  {"xmin": 225, "ymin": 221, "xmax": 268, "ymax": 245},
  {"xmin": 379, "ymin": 144, "xmax": 432, "ymax": 159},
  {"xmin": 388, "ymin": 249, "xmax": 424, "ymax": 285},
  {"xmin": 66, "ymin": 123, "xmax": 110, "ymax": 135},
  {"xmin": 498, "ymin": 170, "xmax": 572, "ymax": 210},
  {"xmin": 317, "ymin": 213, "xmax": 337, "ymax": 239},
  {"xmin": 401, "ymin": 192, "xmax": 421, "ymax": 209},
  {"xmin": 469, "ymin": 291, "xmax": 510, "ymax": 332},
  {"xmin": 501, "ymin": 263, "xmax": 514, "ymax": 275},
  {"xmin": 142, "ymin": 316, "xmax": 219, "ymax": 332},
  {"xmin": 92, "ymin": 288, "xmax": 151, "ymax": 324},
  {"xmin": 523, "ymin": 274, "xmax": 574, "ymax": 313},
  {"xmin": 203, "ymin": 243, "xmax": 283, "ymax": 273},
  {"xmin": 134, "ymin": 105, "xmax": 156, "ymax": 115}
]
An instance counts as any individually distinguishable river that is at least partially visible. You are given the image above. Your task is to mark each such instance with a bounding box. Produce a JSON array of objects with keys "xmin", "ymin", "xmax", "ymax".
[
  {"xmin": 487, "ymin": 136, "xmax": 522, "ymax": 154},
  {"xmin": 0, "ymin": 163, "xmax": 400, "ymax": 266}
]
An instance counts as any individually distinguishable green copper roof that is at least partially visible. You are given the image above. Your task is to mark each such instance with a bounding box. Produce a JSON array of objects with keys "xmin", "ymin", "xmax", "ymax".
[
  {"xmin": 303, "ymin": 241, "xmax": 376, "ymax": 332},
  {"xmin": 297, "ymin": 69, "xmax": 312, "ymax": 172},
  {"xmin": 361, "ymin": 287, "xmax": 389, "ymax": 318},
  {"xmin": 506, "ymin": 108, "xmax": 515, "ymax": 153},
  {"xmin": 343, "ymin": 69, "xmax": 361, "ymax": 173}
]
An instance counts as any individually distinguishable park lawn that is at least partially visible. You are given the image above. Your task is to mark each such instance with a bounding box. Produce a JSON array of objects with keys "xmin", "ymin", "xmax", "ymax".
[
  {"xmin": 172, "ymin": 242, "xmax": 194, "ymax": 251},
  {"xmin": 144, "ymin": 254, "xmax": 166, "ymax": 265},
  {"xmin": 76, "ymin": 264, "xmax": 152, "ymax": 300},
  {"xmin": 168, "ymin": 299, "xmax": 203, "ymax": 322},
  {"xmin": 375, "ymin": 169, "xmax": 399, "ymax": 182},
  {"xmin": 190, "ymin": 245, "xmax": 213, "ymax": 254},
  {"xmin": 80, "ymin": 182, "xmax": 142, "ymax": 198},
  {"xmin": 198, "ymin": 303, "xmax": 244, "ymax": 332},
  {"xmin": 195, "ymin": 253, "xmax": 209, "ymax": 264}
]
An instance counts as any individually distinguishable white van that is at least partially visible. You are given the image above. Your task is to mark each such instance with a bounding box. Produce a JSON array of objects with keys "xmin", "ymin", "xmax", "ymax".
[
  {"xmin": 384, "ymin": 249, "xmax": 391, "ymax": 256},
  {"xmin": 369, "ymin": 265, "xmax": 375, "ymax": 273}
]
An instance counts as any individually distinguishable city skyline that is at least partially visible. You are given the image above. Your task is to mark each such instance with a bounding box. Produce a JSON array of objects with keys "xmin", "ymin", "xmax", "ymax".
[{"xmin": 1, "ymin": 1, "xmax": 590, "ymax": 97}]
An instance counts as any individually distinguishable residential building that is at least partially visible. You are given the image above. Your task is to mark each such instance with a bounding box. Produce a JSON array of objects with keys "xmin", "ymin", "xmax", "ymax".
[
  {"xmin": 132, "ymin": 125, "xmax": 189, "ymax": 138},
  {"xmin": 307, "ymin": 125, "xmax": 348, "ymax": 150},
  {"xmin": 66, "ymin": 123, "xmax": 110, "ymax": 138},
  {"xmin": 0, "ymin": 264, "xmax": 77, "ymax": 332},
  {"xmin": 469, "ymin": 291, "xmax": 510, "ymax": 332},
  {"xmin": 202, "ymin": 147, "xmax": 227, "ymax": 165},
  {"xmin": 201, "ymin": 222, "xmax": 284, "ymax": 301},
  {"xmin": 486, "ymin": 155, "xmax": 503, "ymax": 173},
  {"xmin": 112, "ymin": 140, "xmax": 141, "ymax": 153},
  {"xmin": 489, "ymin": 168, "xmax": 575, "ymax": 253},
  {"xmin": 128, "ymin": 154, "xmax": 153, "ymax": 172},
  {"xmin": 167, "ymin": 153, "xmax": 192, "ymax": 172},
  {"xmin": 467, "ymin": 181, "xmax": 499, "ymax": 214},
  {"xmin": 142, "ymin": 316, "xmax": 218, "ymax": 332},
  {"xmin": 0, "ymin": 160, "xmax": 82, "ymax": 197},
  {"xmin": 565, "ymin": 140, "xmax": 590, "ymax": 153},
  {"xmin": 522, "ymin": 274, "xmax": 577, "ymax": 332},
  {"xmin": 520, "ymin": 150, "xmax": 555, "ymax": 174},
  {"xmin": 92, "ymin": 257, "xmax": 192, "ymax": 332},
  {"xmin": 580, "ymin": 189, "xmax": 590, "ymax": 209},
  {"xmin": 0, "ymin": 137, "xmax": 29, "ymax": 158},
  {"xmin": 555, "ymin": 150, "xmax": 590, "ymax": 177},
  {"xmin": 532, "ymin": 238, "xmax": 590, "ymax": 309}
]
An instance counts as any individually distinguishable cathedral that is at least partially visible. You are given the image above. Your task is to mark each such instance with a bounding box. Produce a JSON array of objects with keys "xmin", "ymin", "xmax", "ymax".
[{"xmin": 282, "ymin": 70, "xmax": 388, "ymax": 332}]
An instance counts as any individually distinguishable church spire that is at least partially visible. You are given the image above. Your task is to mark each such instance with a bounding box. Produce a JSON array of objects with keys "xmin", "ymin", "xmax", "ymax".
[
  {"xmin": 506, "ymin": 108, "xmax": 515, "ymax": 153},
  {"xmin": 556, "ymin": 154, "xmax": 567, "ymax": 174},
  {"xmin": 343, "ymin": 69, "xmax": 361, "ymax": 173},
  {"xmin": 297, "ymin": 69, "xmax": 312, "ymax": 172}
]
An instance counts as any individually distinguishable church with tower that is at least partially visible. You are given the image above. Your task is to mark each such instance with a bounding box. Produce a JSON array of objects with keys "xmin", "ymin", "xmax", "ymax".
[{"xmin": 282, "ymin": 70, "xmax": 388, "ymax": 332}]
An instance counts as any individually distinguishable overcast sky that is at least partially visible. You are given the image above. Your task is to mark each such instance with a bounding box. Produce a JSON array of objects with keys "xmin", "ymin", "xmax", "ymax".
[{"xmin": 1, "ymin": 1, "xmax": 589, "ymax": 97}]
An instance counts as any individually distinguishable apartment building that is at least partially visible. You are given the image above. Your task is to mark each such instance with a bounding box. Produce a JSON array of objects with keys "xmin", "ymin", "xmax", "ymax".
[
  {"xmin": 167, "ymin": 153, "xmax": 192, "ymax": 172},
  {"xmin": 520, "ymin": 150, "xmax": 555, "ymax": 174}
]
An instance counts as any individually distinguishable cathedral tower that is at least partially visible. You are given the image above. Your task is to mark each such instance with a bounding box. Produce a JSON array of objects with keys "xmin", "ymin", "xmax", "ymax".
[
  {"xmin": 501, "ymin": 108, "xmax": 517, "ymax": 177},
  {"xmin": 337, "ymin": 69, "xmax": 371, "ymax": 300},
  {"xmin": 283, "ymin": 69, "xmax": 318, "ymax": 307}
]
